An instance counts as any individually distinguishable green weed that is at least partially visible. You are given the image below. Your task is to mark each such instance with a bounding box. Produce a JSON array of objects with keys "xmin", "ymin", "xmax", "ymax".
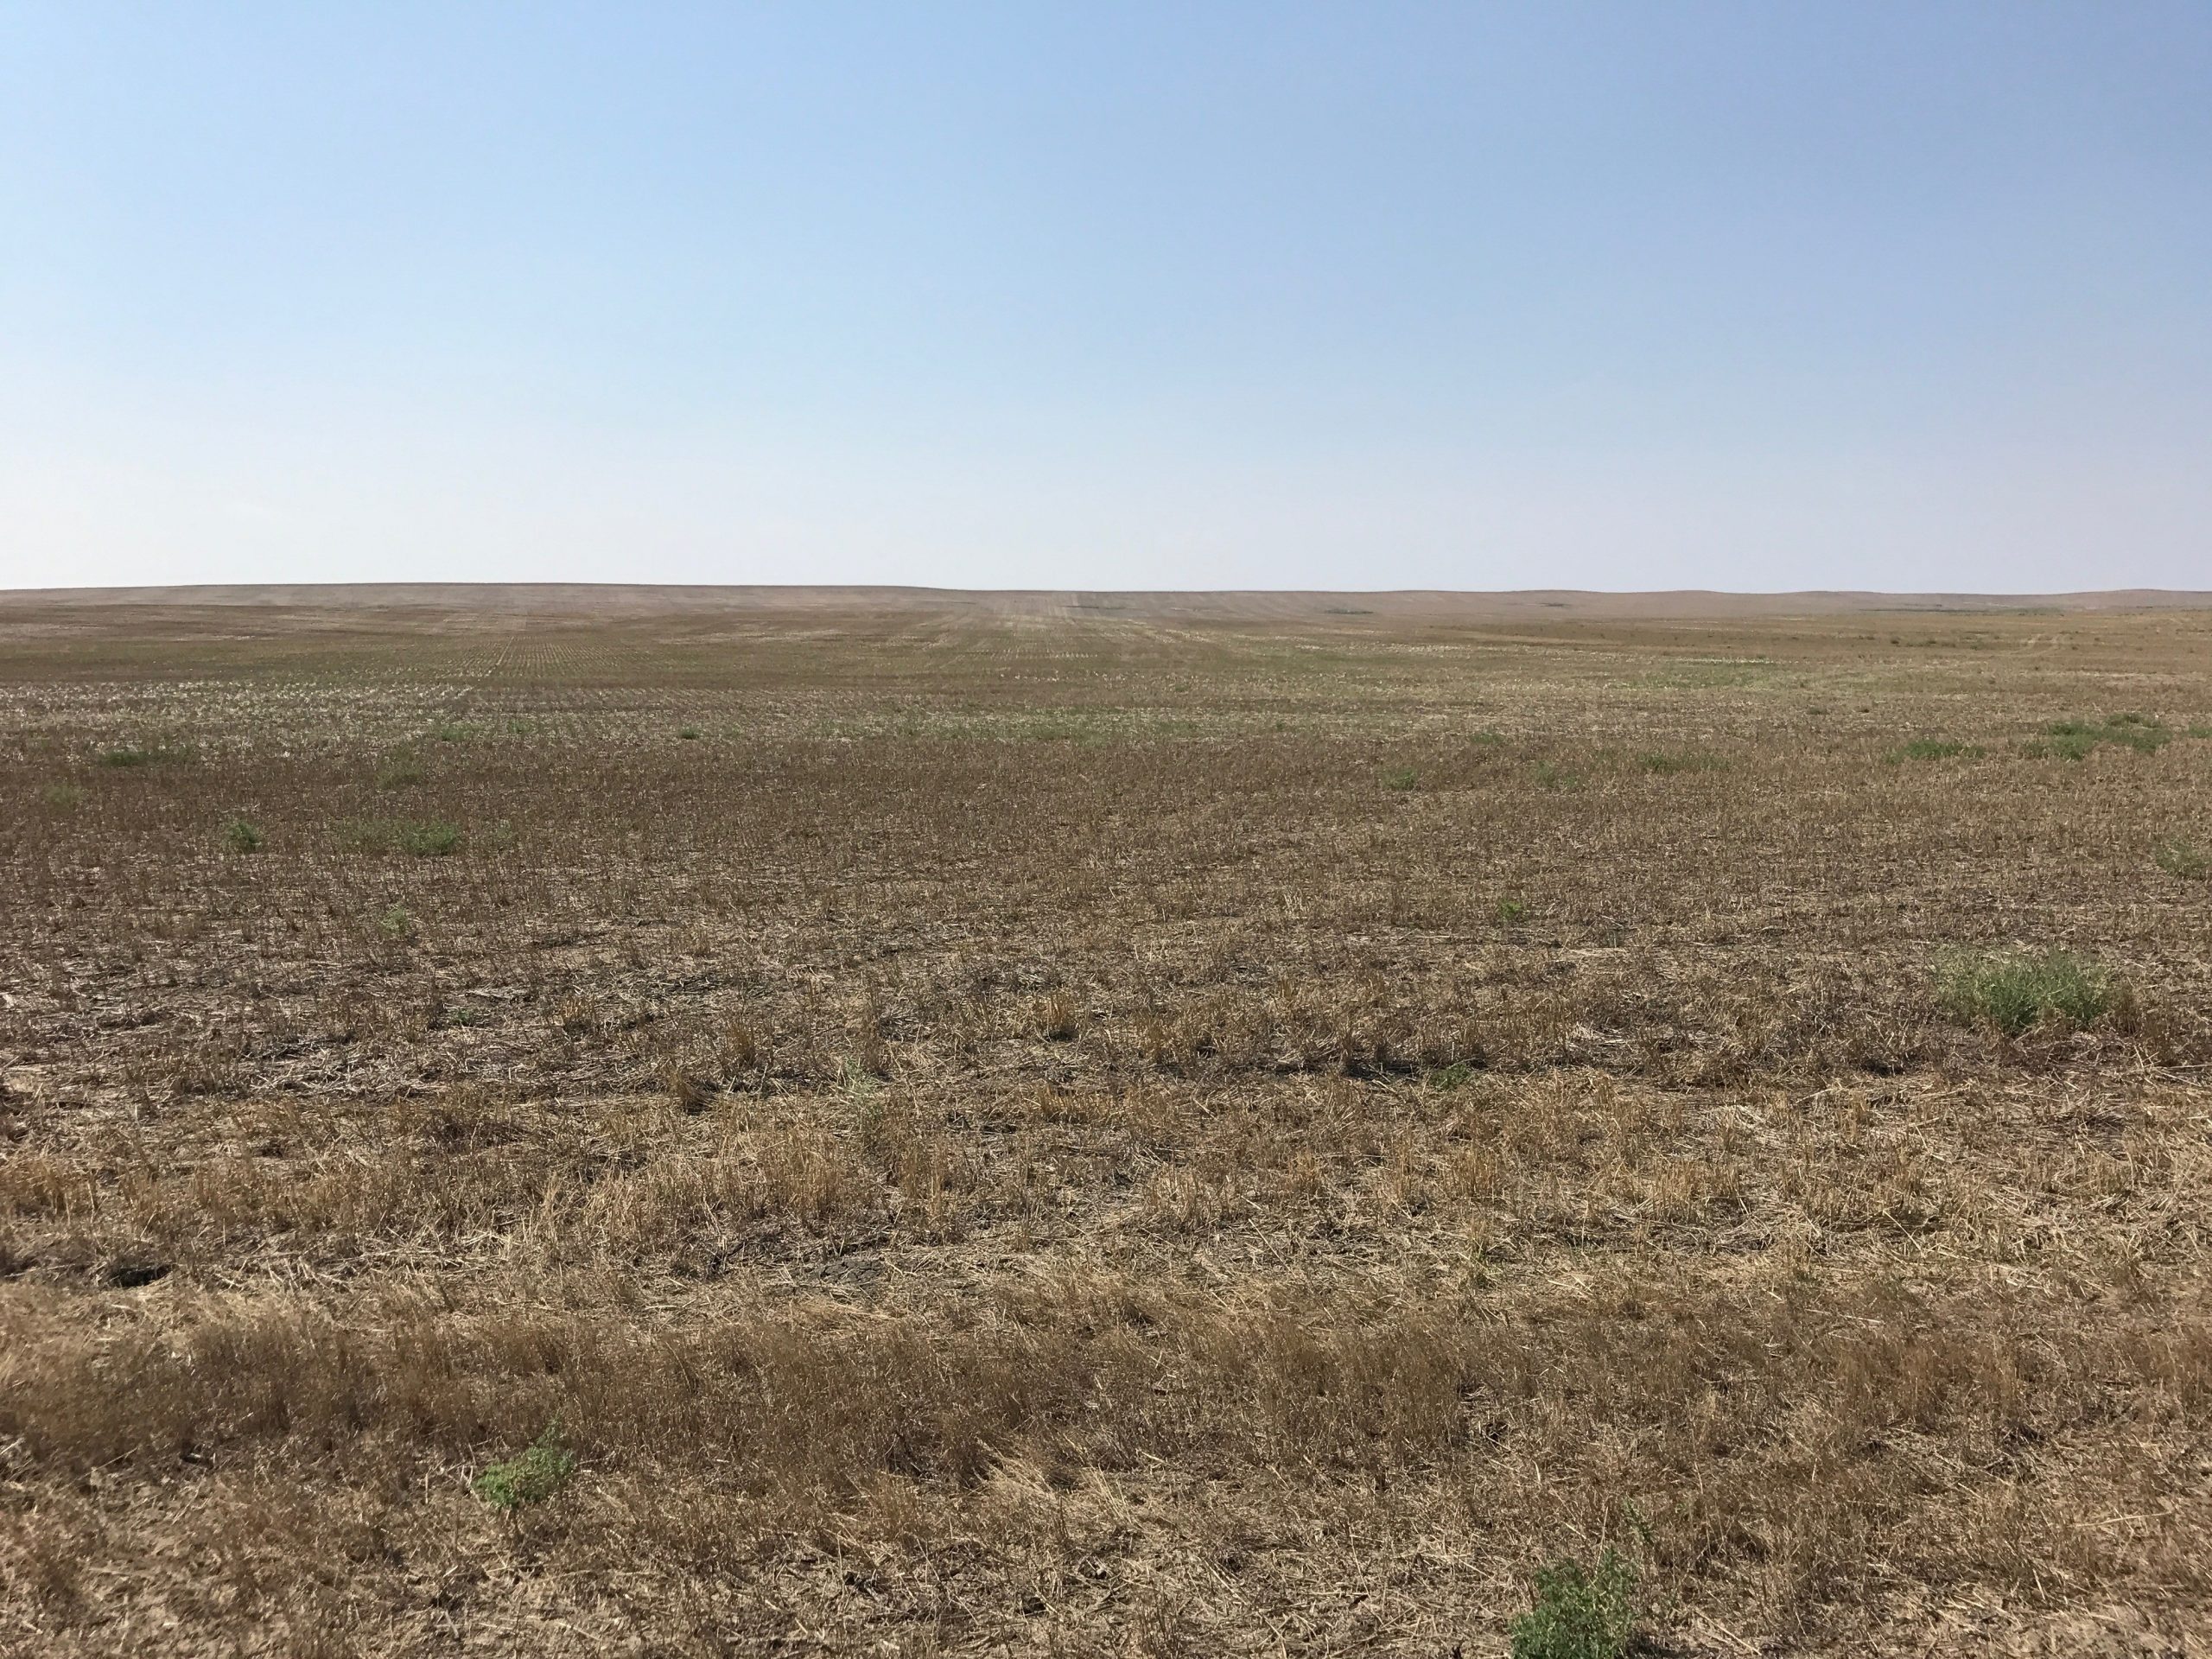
[
  {"xmin": 474, "ymin": 1422, "xmax": 576, "ymax": 1512},
  {"xmin": 1938, "ymin": 950, "xmax": 2115, "ymax": 1036},
  {"xmin": 220, "ymin": 818, "xmax": 264, "ymax": 853},
  {"xmin": 376, "ymin": 750, "xmax": 427, "ymax": 790},
  {"xmin": 339, "ymin": 819, "xmax": 464, "ymax": 857},
  {"xmin": 1638, "ymin": 751, "xmax": 1727, "ymax": 775},
  {"xmin": 402, "ymin": 822, "xmax": 464, "ymax": 856},
  {"xmin": 1509, "ymin": 1548, "xmax": 1639, "ymax": 1659},
  {"xmin": 2097, "ymin": 712, "xmax": 2170, "ymax": 750},
  {"xmin": 98, "ymin": 742, "xmax": 194, "ymax": 768},
  {"xmin": 2030, "ymin": 714, "xmax": 2170, "ymax": 760},
  {"xmin": 2155, "ymin": 840, "xmax": 2209, "ymax": 880},
  {"xmin": 844, "ymin": 1056, "xmax": 892, "ymax": 1155},
  {"xmin": 1884, "ymin": 739, "xmax": 1980, "ymax": 764}
]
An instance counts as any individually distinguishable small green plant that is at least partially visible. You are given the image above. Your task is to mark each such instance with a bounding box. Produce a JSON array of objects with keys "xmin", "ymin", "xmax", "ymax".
[
  {"xmin": 435, "ymin": 1004, "xmax": 483, "ymax": 1028},
  {"xmin": 1884, "ymin": 739, "xmax": 1980, "ymax": 764},
  {"xmin": 1938, "ymin": 950, "xmax": 2114, "ymax": 1036},
  {"xmin": 338, "ymin": 818, "xmax": 463, "ymax": 857},
  {"xmin": 504, "ymin": 717, "xmax": 537, "ymax": 736},
  {"xmin": 840, "ymin": 1053, "xmax": 884, "ymax": 1097},
  {"xmin": 378, "ymin": 902, "xmax": 415, "ymax": 940},
  {"xmin": 2100, "ymin": 712, "xmax": 2169, "ymax": 750},
  {"xmin": 2031, "ymin": 729, "xmax": 2095, "ymax": 760},
  {"xmin": 2155, "ymin": 840, "xmax": 2209, "ymax": 880},
  {"xmin": 844, "ymin": 1055, "xmax": 893, "ymax": 1154},
  {"xmin": 376, "ymin": 749, "xmax": 427, "ymax": 789},
  {"xmin": 1638, "ymin": 751, "xmax": 1727, "ymax": 775},
  {"xmin": 473, "ymin": 1421, "xmax": 576, "ymax": 1513},
  {"xmin": 431, "ymin": 721, "xmax": 482, "ymax": 743},
  {"xmin": 1427, "ymin": 1060, "xmax": 1474, "ymax": 1091},
  {"xmin": 1496, "ymin": 897, "xmax": 1529, "ymax": 924},
  {"xmin": 98, "ymin": 741, "xmax": 192, "ymax": 767},
  {"xmin": 2030, "ymin": 713, "xmax": 2171, "ymax": 760},
  {"xmin": 1381, "ymin": 765, "xmax": 1419, "ymax": 791},
  {"xmin": 400, "ymin": 821, "xmax": 463, "ymax": 856},
  {"xmin": 1509, "ymin": 1548, "xmax": 1639, "ymax": 1659},
  {"xmin": 1533, "ymin": 763, "xmax": 1583, "ymax": 791},
  {"xmin": 39, "ymin": 782, "xmax": 84, "ymax": 811},
  {"xmin": 678, "ymin": 725, "xmax": 704, "ymax": 741},
  {"xmin": 220, "ymin": 817, "xmax": 264, "ymax": 853},
  {"xmin": 2189, "ymin": 723, "xmax": 2212, "ymax": 740}
]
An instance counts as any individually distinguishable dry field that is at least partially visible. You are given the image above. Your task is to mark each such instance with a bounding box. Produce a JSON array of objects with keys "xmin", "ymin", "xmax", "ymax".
[{"xmin": 3, "ymin": 589, "xmax": 2210, "ymax": 1656}]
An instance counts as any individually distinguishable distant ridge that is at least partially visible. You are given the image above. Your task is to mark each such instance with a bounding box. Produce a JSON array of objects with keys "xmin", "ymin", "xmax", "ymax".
[{"xmin": 4, "ymin": 583, "xmax": 2209, "ymax": 620}]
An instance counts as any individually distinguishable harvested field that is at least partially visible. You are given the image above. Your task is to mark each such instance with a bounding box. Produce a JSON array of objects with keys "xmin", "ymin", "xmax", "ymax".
[{"xmin": 3, "ymin": 588, "xmax": 2210, "ymax": 1656}]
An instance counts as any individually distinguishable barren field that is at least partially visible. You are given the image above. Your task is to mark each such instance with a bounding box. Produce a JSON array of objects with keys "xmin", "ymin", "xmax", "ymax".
[{"xmin": 3, "ymin": 590, "xmax": 2210, "ymax": 1656}]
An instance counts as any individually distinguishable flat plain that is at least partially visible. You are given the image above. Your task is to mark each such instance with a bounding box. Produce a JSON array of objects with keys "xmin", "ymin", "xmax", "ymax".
[{"xmin": 3, "ymin": 588, "xmax": 2210, "ymax": 1656}]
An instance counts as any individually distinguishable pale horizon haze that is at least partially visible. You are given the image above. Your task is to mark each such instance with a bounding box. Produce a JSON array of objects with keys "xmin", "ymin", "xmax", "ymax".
[{"xmin": 3, "ymin": 3, "xmax": 2209, "ymax": 594}]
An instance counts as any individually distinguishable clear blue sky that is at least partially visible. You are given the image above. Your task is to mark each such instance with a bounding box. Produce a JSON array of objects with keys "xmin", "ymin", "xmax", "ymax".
[{"xmin": 4, "ymin": 3, "xmax": 2208, "ymax": 591}]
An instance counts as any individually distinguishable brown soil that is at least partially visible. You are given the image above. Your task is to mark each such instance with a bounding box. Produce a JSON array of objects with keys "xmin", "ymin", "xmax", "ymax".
[{"xmin": 3, "ymin": 590, "xmax": 2209, "ymax": 1655}]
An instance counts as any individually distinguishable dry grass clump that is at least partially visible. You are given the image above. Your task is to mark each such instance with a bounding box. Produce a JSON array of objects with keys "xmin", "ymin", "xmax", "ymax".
[{"xmin": 3, "ymin": 592, "xmax": 2211, "ymax": 1654}]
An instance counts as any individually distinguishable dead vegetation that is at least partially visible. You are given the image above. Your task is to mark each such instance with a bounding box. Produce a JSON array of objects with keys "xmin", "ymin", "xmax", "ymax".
[{"xmin": 2, "ymin": 594, "xmax": 2211, "ymax": 1655}]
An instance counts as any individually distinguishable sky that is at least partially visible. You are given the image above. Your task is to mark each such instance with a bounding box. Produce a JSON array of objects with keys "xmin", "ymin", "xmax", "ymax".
[{"xmin": 3, "ymin": 3, "xmax": 2209, "ymax": 593}]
